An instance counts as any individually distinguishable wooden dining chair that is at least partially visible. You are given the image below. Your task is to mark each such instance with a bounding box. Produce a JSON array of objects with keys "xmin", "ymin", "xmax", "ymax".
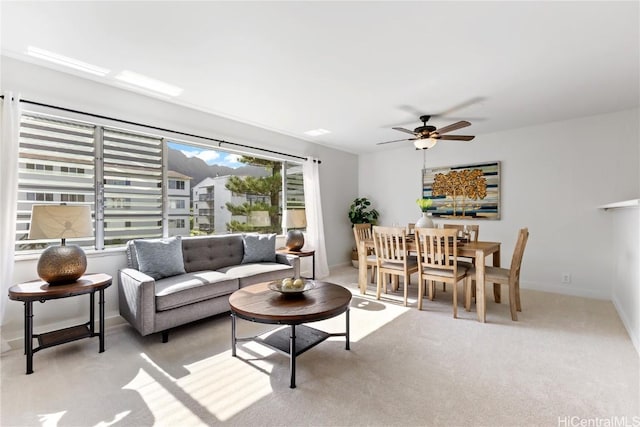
[
  {"xmin": 440, "ymin": 224, "xmax": 479, "ymax": 291},
  {"xmin": 465, "ymin": 227, "xmax": 529, "ymax": 321},
  {"xmin": 353, "ymin": 223, "xmax": 377, "ymax": 284},
  {"xmin": 407, "ymin": 223, "xmax": 415, "ymax": 235},
  {"xmin": 414, "ymin": 228, "xmax": 469, "ymax": 317},
  {"xmin": 372, "ymin": 226, "xmax": 418, "ymax": 306},
  {"xmin": 443, "ymin": 224, "xmax": 479, "ymax": 243}
]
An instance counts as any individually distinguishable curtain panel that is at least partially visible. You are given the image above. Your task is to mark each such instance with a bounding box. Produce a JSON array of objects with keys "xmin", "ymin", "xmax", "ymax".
[
  {"xmin": 0, "ymin": 92, "xmax": 22, "ymax": 334},
  {"xmin": 302, "ymin": 158, "xmax": 329, "ymax": 279}
]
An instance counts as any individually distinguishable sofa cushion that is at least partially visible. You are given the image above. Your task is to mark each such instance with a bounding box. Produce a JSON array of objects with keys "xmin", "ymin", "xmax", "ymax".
[
  {"xmin": 218, "ymin": 262, "xmax": 294, "ymax": 288},
  {"xmin": 154, "ymin": 270, "xmax": 239, "ymax": 311},
  {"xmin": 132, "ymin": 236, "xmax": 186, "ymax": 280},
  {"xmin": 241, "ymin": 233, "xmax": 276, "ymax": 264},
  {"xmin": 182, "ymin": 235, "xmax": 244, "ymax": 273}
]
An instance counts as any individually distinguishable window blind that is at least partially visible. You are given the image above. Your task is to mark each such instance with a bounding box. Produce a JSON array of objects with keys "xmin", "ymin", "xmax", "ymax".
[
  {"xmin": 16, "ymin": 114, "xmax": 96, "ymax": 253},
  {"xmin": 102, "ymin": 128, "xmax": 163, "ymax": 246}
]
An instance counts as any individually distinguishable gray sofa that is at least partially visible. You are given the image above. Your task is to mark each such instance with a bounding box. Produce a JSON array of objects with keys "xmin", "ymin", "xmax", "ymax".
[{"xmin": 118, "ymin": 234, "xmax": 299, "ymax": 342}]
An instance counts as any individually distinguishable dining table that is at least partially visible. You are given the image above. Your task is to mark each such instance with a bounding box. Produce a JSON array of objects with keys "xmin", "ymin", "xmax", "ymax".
[{"xmin": 358, "ymin": 236, "xmax": 501, "ymax": 323}]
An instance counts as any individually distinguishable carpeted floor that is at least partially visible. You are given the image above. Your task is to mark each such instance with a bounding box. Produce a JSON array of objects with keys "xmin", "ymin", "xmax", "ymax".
[{"xmin": 2, "ymin": 265, "xmax": 638, "ymax": 427}]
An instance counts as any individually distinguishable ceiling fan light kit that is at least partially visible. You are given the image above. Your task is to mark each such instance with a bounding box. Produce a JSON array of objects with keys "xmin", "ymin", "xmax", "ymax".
[{"xmin": 414, "ymin": 138, "xmax": 438, "ymax": 150}]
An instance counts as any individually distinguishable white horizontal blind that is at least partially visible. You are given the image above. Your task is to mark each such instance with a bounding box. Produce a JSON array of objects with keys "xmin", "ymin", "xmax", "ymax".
[
  {"xmin": 102, "ymin": 128, "xmax": 163, "ymax": 246},
  {"xmin": 285, "ymin": 162, "xmax": 305, "ymax": 210},
  {"xmin": 15, "ymin": 114, "xmax": 96, "ymax": 253}
]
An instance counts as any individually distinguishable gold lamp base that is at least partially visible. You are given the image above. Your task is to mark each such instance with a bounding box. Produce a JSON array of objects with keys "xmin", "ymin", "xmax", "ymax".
[
  {"xmin": 37, "ymin": 244, "xmax": 87, "ymax": 285},
  {"xmin": 285, "ymin": 230, "xmax": 305, "ymax": 252}
]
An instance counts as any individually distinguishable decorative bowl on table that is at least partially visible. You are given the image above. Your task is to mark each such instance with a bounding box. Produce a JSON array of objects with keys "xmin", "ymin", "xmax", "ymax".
[{"xmin": 269, "ymin": 278, "xmax": 315, "ymax": 295}]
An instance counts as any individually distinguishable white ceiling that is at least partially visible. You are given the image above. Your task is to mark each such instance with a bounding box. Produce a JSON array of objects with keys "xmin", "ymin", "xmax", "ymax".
[{"xmin": 2, "ymin": 1, "xmax": 639, "ymax": 154}]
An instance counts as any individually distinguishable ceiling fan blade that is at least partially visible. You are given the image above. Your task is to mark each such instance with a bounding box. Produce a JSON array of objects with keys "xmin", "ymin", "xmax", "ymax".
[
  {"xmin": 376, "ymin": 137, "xmax": 417, "ymax": 145},
  {"xmin": 434, "ymin": 121, "xmax": 471, "ymax": 135},
  {"xmin": 438, "ymin": 135, "xmax": 475, "ymax": 141},
  {"xmin": 392, "ymin": 127, "xmax": 418, "ymax": 136}
]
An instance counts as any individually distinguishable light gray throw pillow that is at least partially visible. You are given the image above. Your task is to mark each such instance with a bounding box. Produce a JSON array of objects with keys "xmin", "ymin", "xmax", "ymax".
[
  {"xmin": 132, "ymin": 236, "xmax": 186, "ymax": 280},
  {"xmin": 242, "ymin": 233, "xmax": 276, "ymax": 264}
]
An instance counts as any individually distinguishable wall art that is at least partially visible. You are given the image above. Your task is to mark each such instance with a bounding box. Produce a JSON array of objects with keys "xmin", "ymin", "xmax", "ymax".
[{"xmin": 422, "ymin": 161, "xmax": 500, "ymax": 220}]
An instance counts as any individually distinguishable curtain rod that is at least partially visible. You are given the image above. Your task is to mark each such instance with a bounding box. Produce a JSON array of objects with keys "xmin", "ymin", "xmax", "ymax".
[{"xmin": 0, "ymin": 95, "xmax": 321, "ymax": 164}]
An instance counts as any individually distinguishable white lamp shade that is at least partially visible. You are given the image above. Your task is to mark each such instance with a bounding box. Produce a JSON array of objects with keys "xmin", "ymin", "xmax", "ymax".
[
  {"xmin": 248, "ymin": 210, "xmax": 271, "ymax": 227},
  {"xmin": 28, "ymin": 205, "xmax": 93, "ymax": 240},
  {"xmin": 414, "ymin": 138, "xmax": 438, "ymax": 150},
  {"xmin": 286, "ymin": 209, "xmax": 307, "ymax": 228}
]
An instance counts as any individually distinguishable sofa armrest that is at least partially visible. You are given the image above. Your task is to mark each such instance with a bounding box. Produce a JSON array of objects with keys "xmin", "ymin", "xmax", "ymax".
[
  {"xmin": 276, "ymin": 253, "xmax": 300, "ymax": 278},
  {"xmin": 118, "ymin": 268, "xmax": 157, "ymax": 336}
]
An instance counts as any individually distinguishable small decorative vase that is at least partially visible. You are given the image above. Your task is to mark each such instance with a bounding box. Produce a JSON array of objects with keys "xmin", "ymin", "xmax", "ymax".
[{"xmin": 415, "ymin": 212, "xmax": 434, "ymax": 228}]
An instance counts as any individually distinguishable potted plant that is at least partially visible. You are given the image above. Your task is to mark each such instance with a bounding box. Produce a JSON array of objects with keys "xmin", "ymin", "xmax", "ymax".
[
  {"xmin": 348, "ymin": 197, "xmax": 379, "ymax": 226},
  {"xmin": 348, "ymin": 197, "xmax": 379, "ymax": 267}
]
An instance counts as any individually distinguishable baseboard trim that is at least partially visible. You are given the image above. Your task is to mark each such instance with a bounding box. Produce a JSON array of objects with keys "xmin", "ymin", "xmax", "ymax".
[
  {"xmin": 519, "ymin": 280, "xmax": 610, "ymax": 300},
  {"xmin": 611, "ymin": 294, "xmax": 640, "ymax": 356}
]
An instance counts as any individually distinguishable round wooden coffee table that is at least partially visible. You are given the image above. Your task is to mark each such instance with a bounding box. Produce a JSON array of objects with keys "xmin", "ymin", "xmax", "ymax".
[{"xmin": 229, "ymin": 280, "xmax": 351, "ymax": 388}]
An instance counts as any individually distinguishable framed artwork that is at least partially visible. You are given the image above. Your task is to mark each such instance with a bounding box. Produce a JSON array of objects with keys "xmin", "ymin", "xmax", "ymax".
[{"xmin": 422, "ymin": 161, "xmax": 500, "ymax": 220}]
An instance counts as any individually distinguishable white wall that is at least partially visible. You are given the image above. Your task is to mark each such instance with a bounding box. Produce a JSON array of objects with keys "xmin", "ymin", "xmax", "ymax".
[
  {"xmin": 609, "ymin": 205, "xmax": 640, "ymax": 354},
  {"xmin": 1, "ymin": 57, "xmax": 359, "ymax": 344},
  {"xmin": 359, "ymin": 108, "xmax": 640, "ymax": 300}
]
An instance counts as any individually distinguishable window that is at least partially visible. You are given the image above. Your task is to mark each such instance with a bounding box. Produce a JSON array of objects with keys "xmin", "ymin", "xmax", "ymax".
[
  {"xmin": 61, "ymin": 194, "xmax": 86, "ymax": 202},
  {"xmin": 169, "ymin": 199, "xmax": 186, "ymax": 209},
  {"xmin": 169, "ymin": 141, "xmax": 305, "ymax": 236},
  {"xmin": 61, "ymin": 166, "xmax": 85, "ymax": 174},
  {"xmin": 102, "ymin": 128, "xmax": 163, "ymax": 247},
  {"xmin": 169, "ymin": 218, "xmax": 186, "ymax": 229},
  {"xmin": 15, "ymin": 112, "xmax": 306, "ymax": 253},
  {"xmin": 169, "ymin": 179, "xmax": 185, "ymax": 190},
  {"xmin": 16, "ymin": 114, "xmax": 95, "ymax": 252}
]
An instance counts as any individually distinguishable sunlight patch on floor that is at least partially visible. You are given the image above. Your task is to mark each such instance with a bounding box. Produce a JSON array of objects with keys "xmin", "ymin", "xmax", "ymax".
[
  {"xmin": 124, "ymin": 349, "xmax": 274, "ymax": 424},
  {"xmin": 313, "ymin": 292, "xmax": 411, "ymax": 342},
  {"xmin": 178, "ymin": 350, "xmax": 272, "ymax": 421},
  {"xmin": 123, "ymin": 368, "xmax": 206, "ymax": 426}
]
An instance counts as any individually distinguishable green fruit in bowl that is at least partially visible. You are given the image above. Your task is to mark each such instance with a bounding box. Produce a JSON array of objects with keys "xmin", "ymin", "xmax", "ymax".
[
  {"xmin": 293, "ymin": 278, "xmax": 304, "ymax": 289},
  {"xmin": 282, "ymin": 278, "xmax": 294, "ymax": 289}
]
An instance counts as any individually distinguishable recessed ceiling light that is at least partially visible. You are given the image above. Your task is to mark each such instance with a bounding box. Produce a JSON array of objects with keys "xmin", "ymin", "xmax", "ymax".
[
  {"xmin": 26, "ymin": 46, "xmax": 110, "ymax": 76},
  {"xmin": 304, "ymin": 128, "xmax": 331, "ymax": 136},
  {"xmin": 114, "ymin": 70, "xmax": 183, "ymax": 97}
]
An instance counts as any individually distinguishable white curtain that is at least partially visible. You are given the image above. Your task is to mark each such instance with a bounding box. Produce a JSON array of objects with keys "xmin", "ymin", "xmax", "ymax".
[
  {"xmin": 302, "ymin": 157, "xmax": 329, "ymax": 279},
  {"xmin": 0, "ymin": 92, "xmax": 21, "ymax": 336}
]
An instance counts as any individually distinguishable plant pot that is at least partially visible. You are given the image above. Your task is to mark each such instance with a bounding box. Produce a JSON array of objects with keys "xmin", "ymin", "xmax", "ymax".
[{"xmin": 351, "ymin": 248, "xmax": 359, "ymax": 268}]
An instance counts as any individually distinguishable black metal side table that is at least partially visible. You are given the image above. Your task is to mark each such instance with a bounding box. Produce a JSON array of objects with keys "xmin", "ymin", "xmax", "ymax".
[{"xmin": 8, "ymin": 273, "xmax": 112, "ymax": 374}]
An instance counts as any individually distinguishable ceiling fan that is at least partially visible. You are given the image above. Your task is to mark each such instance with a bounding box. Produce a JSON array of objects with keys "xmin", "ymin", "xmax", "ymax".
[{"xmin": 377, "ymin": 115, "xmax": 475, "ymax": 150}]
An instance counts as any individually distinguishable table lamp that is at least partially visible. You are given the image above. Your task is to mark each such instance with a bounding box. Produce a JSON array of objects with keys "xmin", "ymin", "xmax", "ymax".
[
  {"xmin": 28, "ymin": 204, "xmax": 93, "ymax": 285},
  {"xmin": 285, "ymin": 209, "xmax": 307, "ymax": 251},
  {"xmin": 248, "ymin": 210, "xmax": 271, "ymax": 227}
]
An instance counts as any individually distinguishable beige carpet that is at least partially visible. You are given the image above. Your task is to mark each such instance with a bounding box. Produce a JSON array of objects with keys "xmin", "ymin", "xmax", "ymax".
[{"xmin": 2, "ymin": 265, "xmax": 638, "ymax": 427}]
